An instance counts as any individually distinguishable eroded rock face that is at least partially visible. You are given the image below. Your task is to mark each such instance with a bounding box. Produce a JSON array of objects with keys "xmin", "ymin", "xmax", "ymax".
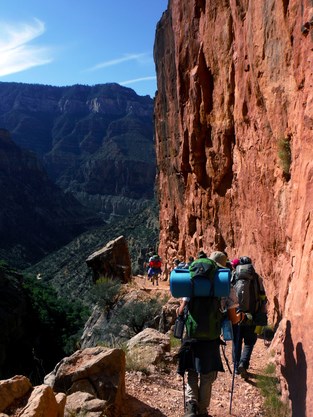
[
  {"xmin": 154, "ymin": 0, "xmax": 313, "ymax": 414},
  {"xmin": 86, "ymin": 235, "xmax": 132, "ymax": 283}
]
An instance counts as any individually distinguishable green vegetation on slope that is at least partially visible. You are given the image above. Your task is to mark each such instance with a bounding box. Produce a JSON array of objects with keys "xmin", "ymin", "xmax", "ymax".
[{"xmin": 23, "ymin": 274, "xmax": 90, "ymax": 370}]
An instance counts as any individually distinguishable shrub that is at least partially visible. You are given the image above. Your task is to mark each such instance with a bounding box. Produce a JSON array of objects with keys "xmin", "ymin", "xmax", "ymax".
[
  {"xmin": 170, "ymin": 334, "xmax": 182, "ymax": 349},
  {"xmin": 257, "ymin": 363, "xmax": 290, "ymax": 417},
  {"xmin": 278, "ymin": 137, "xmax": 291, "ymax": 179},
  {"xmin": 108, "ymin": 297, "xmax": 163, "ymax": 339},
  {"xmin": 0, "ymin": 259, "xmax": 9, "ymax": 270},
  {"xmin": 89, "ymin": 277, "xmax": 121, "ymax": 310}
]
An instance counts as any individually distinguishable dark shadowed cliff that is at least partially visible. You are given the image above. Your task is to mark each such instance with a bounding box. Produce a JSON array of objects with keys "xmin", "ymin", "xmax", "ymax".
[
  {"xmin": 0, "ymin": 128, "xmax": 100, "ymax": 267},
  {"xmin": 154, "ymin": 0, "xmax": 313, "ymax": 414}
]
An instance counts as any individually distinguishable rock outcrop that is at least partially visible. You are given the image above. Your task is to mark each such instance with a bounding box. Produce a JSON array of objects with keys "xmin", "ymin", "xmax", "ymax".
[
  {"xmin": 154, "ymin": 0, "xmax": 313, "ymax": 414},
  {"xmin": 86, "ymin": 235, "xmax": 132, "ymax": 283},
  {"xmin": 45, "ymin": 346, "xmax": 125, "ymax": 417},
  {"xmin": 0, "ymin": 347, "xmax": 125, "ymax": 417}
]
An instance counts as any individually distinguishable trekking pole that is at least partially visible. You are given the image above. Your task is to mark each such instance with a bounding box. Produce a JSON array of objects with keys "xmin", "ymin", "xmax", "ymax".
[
  {"xmin": 221, "ymin": 343, "xmax": 232, "ymax": 374},
  {"xmin": 229, "ymin": 323, "xmax": 241, "ymax": 415},
  {"xmin": 182, "ymin": 373, "xmax": 186, "ymax": 412}
]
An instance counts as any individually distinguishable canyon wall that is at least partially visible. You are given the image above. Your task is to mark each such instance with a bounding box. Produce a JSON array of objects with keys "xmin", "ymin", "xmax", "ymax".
[
  {"xmin": 154, "ymin": 0, "xmax": 313, "ymax": 414},
  {"xmin": 0, "ymin": 82, "xmax": 155, "ymax": 221}
]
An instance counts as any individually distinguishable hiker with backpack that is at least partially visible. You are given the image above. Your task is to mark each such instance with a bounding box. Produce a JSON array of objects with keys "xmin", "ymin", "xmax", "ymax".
[
  {"xmin": 231, "ymin": 256, "xmax": 267, "ymax": 379},
  {"xmin": 174, "ymin": 258, "xmax": 188, "ymax": 269},
  {"xmin": 176, "ymin": 250, "xmax": 228, "ymax": 417},
  {"xmin": 185, "ymin": 256, "xmax": 195, "ymax": 268},
  {"xmin": 148, "ymin": 254, "xmax": 162, "ymax": 286}
]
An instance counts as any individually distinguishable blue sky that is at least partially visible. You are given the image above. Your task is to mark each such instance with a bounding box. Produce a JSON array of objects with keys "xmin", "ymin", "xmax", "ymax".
[{"xmin": 0, "ymin": 0, "xmax": 168, "ymax": 97}]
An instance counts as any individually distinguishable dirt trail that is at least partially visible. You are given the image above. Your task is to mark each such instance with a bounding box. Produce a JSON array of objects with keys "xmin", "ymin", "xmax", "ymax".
[{"xmin": 123, "ymin": 276, "xmax": 271, "ymax": 417}]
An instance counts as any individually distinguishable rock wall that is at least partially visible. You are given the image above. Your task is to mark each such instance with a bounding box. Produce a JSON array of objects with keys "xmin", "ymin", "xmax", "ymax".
[{"xmin": 154, "ymin": 0, "xmax": 313, "ymax": 414}]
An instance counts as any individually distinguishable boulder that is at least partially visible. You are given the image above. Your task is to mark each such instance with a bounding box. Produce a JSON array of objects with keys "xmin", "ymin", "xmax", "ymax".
[
  {"xmin": 19, "ymin": 385, "xmax": 60, "ymax": 417},
  {"xmin": 0, "ymin": 375, "xmax": 32, "ymax": 412},
  {"xmin": 126, "ymin": 328, "xmax": 170, "ymax": 369},
  {"xmin": 64, "ymin": 392, "xmax": 107, "ymax": 417},
  {"xmin": 55, "ymin": 393, "xmax": 66, "ymax": 417},
  {"xmin": 45, "ymin": 347, "xmax": 125, "ymax": 417},
  {"xmin": 86, "ymin": 235, "xmax": 131, "ymax": 283}
]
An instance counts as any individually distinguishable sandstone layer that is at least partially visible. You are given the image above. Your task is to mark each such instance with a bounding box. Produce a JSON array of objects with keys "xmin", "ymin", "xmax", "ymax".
[{"xmin": 154, "ymin": 0, "xmax": 313, "ymax": 414}]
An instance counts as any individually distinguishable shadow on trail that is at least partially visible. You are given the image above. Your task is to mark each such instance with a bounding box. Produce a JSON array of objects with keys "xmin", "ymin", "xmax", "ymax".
[
  {"xmin": 245, "ymin": 371, "xmax": 277, "ymax": 388},
  {"xmin": 122, "ymin": 394, "xmax": 167, "ymax": 417},
  {"xmin": 281, "ymin": 320, "xmax": 307, "ymax": 417}
]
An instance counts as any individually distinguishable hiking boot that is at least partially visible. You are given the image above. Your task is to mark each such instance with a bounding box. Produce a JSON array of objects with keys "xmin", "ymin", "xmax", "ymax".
[
  {"xmin": 238, "ymin": 363, "xmax": 248, "ymax": 380},
  {"xmin": 183, "ymin": 401, "xmax": 198, "ymax": 417}
]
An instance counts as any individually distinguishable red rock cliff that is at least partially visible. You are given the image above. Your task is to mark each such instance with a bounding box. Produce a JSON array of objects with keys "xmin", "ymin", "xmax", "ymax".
[{"xmin": 154, "ymin": 0, "xmax": 313, "ymax": 414}]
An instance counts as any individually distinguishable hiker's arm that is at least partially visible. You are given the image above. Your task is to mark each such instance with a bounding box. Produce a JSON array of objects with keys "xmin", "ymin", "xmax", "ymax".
[{"xmin": 176, "ymin": 299, "xmax": 188, "ymax": 316}]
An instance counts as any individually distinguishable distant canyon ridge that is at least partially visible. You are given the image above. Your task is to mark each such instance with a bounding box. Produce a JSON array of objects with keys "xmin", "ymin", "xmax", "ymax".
[
  {"xmin": 154, "ymin": 0, "xmax": 313, "ymax": 415},
  {"xmin": 0, "ymin": 83, "xmax": 156, "ymax": 266},
  {"xmin": 0, "ymin": 82, "xmax": 155, "ymax": 221}
]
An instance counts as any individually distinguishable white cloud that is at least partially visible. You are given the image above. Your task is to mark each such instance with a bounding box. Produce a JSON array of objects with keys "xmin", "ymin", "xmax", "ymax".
[
  {"xmin": 120, "ymin": 76, "xmax": 156, "ymax": 86},
  {"xmin": 0, "ymin": 18, "xmax": 53, "ymax": 77},
  {"xmin": 86, "ymin": 53, "xmax": 151, "ymax": 72}
]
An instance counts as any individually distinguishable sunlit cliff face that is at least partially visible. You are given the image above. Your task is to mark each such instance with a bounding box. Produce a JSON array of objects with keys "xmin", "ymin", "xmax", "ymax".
[{"xmin": 154, "ymin": 0, "xmax": 313, "ymax": 413}]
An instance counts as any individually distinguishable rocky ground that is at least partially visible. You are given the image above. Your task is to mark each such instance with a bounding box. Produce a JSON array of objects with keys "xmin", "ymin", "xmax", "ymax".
[{"xmin": 122, "ymin": 277, "xmax": 272, "ymax": 417}]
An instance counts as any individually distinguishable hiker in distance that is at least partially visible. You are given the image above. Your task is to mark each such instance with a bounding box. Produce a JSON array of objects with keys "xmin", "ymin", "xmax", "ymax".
[
  {"xmin": 176, "ymin": 250, "xmax": 228, "ymax": 417},
  {"xmin": 147, "ymin": 253, "xmax": 162, "ymax": 286},
  {"xmin": 231, "ymin": 256, "xmax": 267, "ymax": 379}
]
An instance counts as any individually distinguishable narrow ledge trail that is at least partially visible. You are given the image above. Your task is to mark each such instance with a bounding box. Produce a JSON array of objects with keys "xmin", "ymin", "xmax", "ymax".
[{"xmin": 122, "ymin": 276, "xmax": 270, "ymax": 417}]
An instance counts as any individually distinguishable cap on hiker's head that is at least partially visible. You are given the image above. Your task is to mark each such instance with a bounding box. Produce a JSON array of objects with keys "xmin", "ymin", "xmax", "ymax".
[
  {"xmin": 231, "ymin": 258, "xmax": 240, "ymax": 267},
  {"xmin": 240, "ymin": 256, "xmax": 252, "ymax": 265},
  {"xmin": 188, "ymin": 256, "xmax": 194, "ymax": 262},
  {"xmin": 197, "ymin": 250, "xmax": 207, "ymax": 259},
  {"xmin": 209, "ymin": 251, "xmax": 227, "ymax": 268}
]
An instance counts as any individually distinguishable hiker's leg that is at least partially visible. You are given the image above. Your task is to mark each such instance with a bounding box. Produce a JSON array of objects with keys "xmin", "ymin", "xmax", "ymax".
[
  {"xmin": 198, "ymin": 371, "xmax": 217, "ymax": 414},
  {"xmin": 240, "ymin": 326, "xmax": 257, "ymax": 370},
  {"xmin": 232, "ymin": 324, "xmax": 242, "ymax": 372},
  {"xmin": 186, "ymin": 369, "xmax": 199, "ymax": 405}
]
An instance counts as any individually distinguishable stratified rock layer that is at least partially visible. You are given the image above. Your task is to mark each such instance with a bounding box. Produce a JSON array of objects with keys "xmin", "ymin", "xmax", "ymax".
[
  {"xmin": 0, "ymin": 82, "xmax": 155, "ymax": 220},
  {"xmin": 154, "ymin": 0, "xmax": 313, "ymax": 414}
]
